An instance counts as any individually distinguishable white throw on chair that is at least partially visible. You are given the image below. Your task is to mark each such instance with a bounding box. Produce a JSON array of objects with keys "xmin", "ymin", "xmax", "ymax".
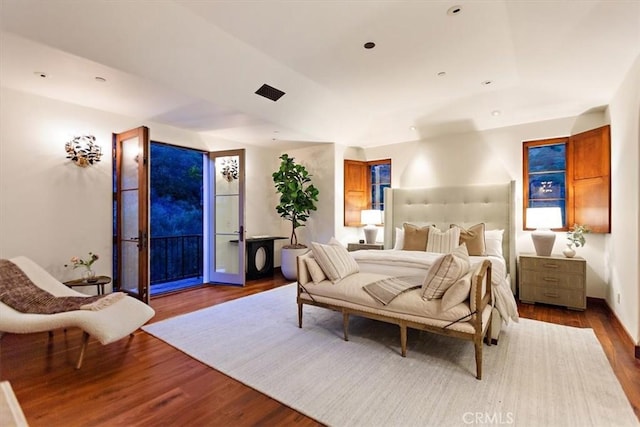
[{"xmin": 0, "ymin": 256, "xmax": 155, "ymax": 368}]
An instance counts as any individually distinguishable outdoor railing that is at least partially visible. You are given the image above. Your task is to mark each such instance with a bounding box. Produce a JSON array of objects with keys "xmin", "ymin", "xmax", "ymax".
[{"xmin": 150, "ymin": 235, "xmax": 203, "ymax": 284}]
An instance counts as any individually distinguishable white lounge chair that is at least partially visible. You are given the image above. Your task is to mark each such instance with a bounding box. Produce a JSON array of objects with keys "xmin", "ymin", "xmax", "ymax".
[{"xmin": 0, "ymin": 256, "xmax": 155, "ymax": 368}]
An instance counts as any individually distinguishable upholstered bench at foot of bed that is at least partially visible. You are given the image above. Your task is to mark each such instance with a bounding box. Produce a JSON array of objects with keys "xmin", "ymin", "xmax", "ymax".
[{"xmin": 296, "ymin": 253, "xmax": 493, "ymax": 379}]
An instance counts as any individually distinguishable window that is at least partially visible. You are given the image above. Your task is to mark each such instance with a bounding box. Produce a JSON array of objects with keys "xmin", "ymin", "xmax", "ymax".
[
  {"xmin": 344, "ymin": 159, "xmax": 391, "ymax": 226},
  {"xmin": 523, "ymin": 138, "xmax": 568, "ymax": 227},
  {"xmin": 523, "ymin": 125, "xmax": 611, "ymax": 233}
]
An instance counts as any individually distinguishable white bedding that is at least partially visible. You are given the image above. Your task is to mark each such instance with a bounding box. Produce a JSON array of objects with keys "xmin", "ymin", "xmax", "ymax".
[{"xmin": 351, "ymin": 249, "xmax": 519, "ymax": 324}]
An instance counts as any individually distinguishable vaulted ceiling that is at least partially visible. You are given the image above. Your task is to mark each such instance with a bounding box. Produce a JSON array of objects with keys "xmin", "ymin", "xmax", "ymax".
[{"xmin": 1, "ymin": 0, "xmax": 639, "ymax": 148}]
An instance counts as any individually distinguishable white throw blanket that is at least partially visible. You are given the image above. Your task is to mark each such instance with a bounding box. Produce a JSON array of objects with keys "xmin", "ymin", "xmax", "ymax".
[{"xmin": 352, "ymin": 249, "xmax": 519, "ymax": 324}]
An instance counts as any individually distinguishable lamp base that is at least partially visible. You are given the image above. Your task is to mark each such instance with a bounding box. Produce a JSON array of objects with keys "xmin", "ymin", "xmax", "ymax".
[
  {"xmin": 364, "ymin": 226, "xmax": 378, "ymax": 244},
  {"xmin": 531, "ymin": 229, "xmax": 556, "ymax": 257}
]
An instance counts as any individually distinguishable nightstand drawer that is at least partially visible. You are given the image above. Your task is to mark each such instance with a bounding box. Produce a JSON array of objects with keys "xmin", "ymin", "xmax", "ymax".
[
  {"xmin": 520, "ymin": 256, "xmax": 585, "ymax": 274},
  {"xmin": 520, "ymin": 285, "xmax": 585, "ymax": 310},
  {"xmin": 519, "ymin": 271, "xmax": 584, "ymax": 291}
]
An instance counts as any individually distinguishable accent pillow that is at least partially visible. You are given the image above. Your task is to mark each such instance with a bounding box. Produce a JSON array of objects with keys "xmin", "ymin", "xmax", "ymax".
[
  {"xmin": 485, "ymin": 229, "xmax": 504, "ymax": 257},
  {"xmin": 393, "ymin": 227, "xmax": 405, "ymax": 250},
  {"xmin": 426, "ymin": 226, "xmax": 460, "ymax": 254},
  {"xmin": 451, "ymin": 223, "xmax": 486, "ymax": 256},
  {"xmin": 402, "ymin": 223, "xmax": 430, "ymax": 251},
  {"xmin": 305, "ymin": 257, "xmax": 327, "ymax": 283},
  {"xmin": 421, "ymin": 244, "xmax": 471, "ymax": 300},
  {"xmin": 441, "ymin": 271, "xmax": 473, "ymax": 311},
  {"xmin": 310, "ymin": 241, "xmax": 359, "ymax": 283}
]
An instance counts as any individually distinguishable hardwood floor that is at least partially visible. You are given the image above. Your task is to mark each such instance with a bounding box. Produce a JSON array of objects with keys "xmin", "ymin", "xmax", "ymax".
[{"xmin": 1, "ymin": 274, "xmax": 638, "ymax": 426}]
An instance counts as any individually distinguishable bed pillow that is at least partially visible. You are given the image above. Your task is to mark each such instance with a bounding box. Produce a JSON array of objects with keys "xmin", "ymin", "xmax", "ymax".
[
  {"xmin": 304, "ymin": 257, "xmax": 327, "ymax": 283},
  {"xmin": 402, "ymin": 223, "xmax": 430, "ymax": 251},
  {"xmin": 393, "ymin": 227, "xmax": 405, "ymax": 250},
  {"xmin": 311, "ymin": 240, "xmax": 359, "ymax": 283},
  {"xmin": 441, "ymin": 270, "xmax": 473, "ymax": 311},
  {"xmin": 421, "ymin": 244, "xmax": 471, "ymax": 300},
  {"xmin": 485, "ymin": 229, "xmax": 504, "ymax": 257},
  {"xmin": 450, "ymin": 223, "xmax": 486, "ymax": 256},
  {"xmin": 426, "ymin": 226, "xmax": 460, "ymax": 254}
]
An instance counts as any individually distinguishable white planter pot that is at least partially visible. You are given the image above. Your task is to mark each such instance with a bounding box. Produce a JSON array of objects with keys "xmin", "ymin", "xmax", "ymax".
[{"xmin": 280, "ymin": 247, "xmax": 310, "ymax": 281}]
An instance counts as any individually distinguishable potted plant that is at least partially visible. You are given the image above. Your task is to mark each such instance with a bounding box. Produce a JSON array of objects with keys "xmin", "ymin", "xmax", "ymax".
[
  {"xmin": 563, "ymin": 224, "xmax": 589, "ymax": 258},
  {"xmin": 272, "ymin": 154, "xmax": 319, "ymax": 280}
]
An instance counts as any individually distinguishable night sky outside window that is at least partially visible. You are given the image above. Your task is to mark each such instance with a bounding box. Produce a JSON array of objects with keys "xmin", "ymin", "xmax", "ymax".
[{"xmin": 526, "ymin": 142, "xmax": 567, "ymax": 227}]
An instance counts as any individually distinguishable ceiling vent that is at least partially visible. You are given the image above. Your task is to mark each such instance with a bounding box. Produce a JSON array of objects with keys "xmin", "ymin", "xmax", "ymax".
[{"xmin": 255, "ymin": 84, "xmax": 285, "ymax": 102}]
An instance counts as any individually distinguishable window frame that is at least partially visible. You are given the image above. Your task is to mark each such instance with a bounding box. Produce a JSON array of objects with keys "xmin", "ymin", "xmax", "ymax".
[
  {"xmin": 522, "ymin": 137, "xmax": 569, "ymax": 231},
  {"xmin": 343, "ymin": 158, "xmax": 391, "ymax": 226}
]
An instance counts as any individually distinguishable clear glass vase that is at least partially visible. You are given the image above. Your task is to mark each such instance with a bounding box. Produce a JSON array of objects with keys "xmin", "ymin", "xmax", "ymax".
[{"xmin": 83, "ymin": 268, "xmax": 97, "ymax": 282}]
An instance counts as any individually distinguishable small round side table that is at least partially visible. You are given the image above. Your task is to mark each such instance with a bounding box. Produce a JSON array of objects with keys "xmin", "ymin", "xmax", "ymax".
[{"xmin": 63, "ymin": 276, "xmax": 112, "ymax": 295}]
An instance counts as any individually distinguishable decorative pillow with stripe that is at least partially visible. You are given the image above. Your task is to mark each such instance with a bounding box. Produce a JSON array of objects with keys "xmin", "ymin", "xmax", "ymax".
[
  {"xmin": 310, "ymin": 240, "xmax": 359, "ymax": 283},
  {"xmin": 425, "ymin": 226, "xmax": 460, "ymax": 254},
  {"xmin": 421, "ymin": 244, "xmax": 471, "ymax": 300},
  {"xmin": 450, "ymin": 223, "xmax": 486, "ymax": 256}
]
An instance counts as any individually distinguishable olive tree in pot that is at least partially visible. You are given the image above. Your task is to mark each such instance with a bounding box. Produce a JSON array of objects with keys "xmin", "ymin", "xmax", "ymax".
[{"xmin": 272, "ymin": 154, "xmax": 319, "ymax": 280}]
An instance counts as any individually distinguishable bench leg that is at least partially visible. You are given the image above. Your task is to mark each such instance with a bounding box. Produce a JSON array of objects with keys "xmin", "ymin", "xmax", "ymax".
[
  {"xmin": 474, "ymin": 338, "xmax": 483, "ymax": 380},
  {"xmin": 342, "ymin": 312, "xmax": 349, "ymax": 341},
  {"xmin": 76, "ymin": 332, "xmax": 90, "ymax": 370},
  {"xmin": 400, "ymin": 323, "xmax": 407, "ymax": 357}
]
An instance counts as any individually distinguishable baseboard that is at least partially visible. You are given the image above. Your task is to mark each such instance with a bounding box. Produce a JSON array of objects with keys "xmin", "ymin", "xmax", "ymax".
[{"xmin": 588, "ymin": 296, "xmax": 640, "ymax": 360}]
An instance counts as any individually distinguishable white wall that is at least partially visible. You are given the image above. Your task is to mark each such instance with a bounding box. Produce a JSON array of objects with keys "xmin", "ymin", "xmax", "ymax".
[
  {"xmin": 607, "ymin": 54, "xmax": 640, "ymax": 343},
  {"xmin": 0, "ymin": 87, "xmax": 283, "ymax": 287}
]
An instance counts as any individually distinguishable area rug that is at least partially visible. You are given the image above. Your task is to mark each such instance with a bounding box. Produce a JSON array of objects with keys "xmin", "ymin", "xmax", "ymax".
[{"xmin": 143, "ymin": 284, "xmax": 639, "ymax": 427}]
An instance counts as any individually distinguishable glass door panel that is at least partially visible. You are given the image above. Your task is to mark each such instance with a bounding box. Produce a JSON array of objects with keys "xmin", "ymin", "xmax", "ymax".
[
  {"xmin": 207, "ymin": 150, "xmax": 245, "ymax": 285},
  {"xmin": 114, "ymin": 126, "xmax": 149, "ymax": 302}
]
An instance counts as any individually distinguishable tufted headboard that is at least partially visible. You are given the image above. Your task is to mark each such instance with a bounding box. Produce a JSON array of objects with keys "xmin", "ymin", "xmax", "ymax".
[{"xmin": 383, "ymin": 181, "xmax": 516, "ymax": 292}]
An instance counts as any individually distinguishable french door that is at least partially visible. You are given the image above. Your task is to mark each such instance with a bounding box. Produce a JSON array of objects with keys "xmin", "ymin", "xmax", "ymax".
[
  {"xmin": 113, "ymin": 126, "xmax": 150, "ymax": 303},
  {"xmin": 206, "ymin": 149, "xmax": 245, "ymax": 285}
]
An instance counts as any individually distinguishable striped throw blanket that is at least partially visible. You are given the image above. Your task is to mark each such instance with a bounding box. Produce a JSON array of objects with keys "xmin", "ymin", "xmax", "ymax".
[
  {"xmin": 0, "ymin": 259, "xmax": 124, "ymax": 314},
  {"xmin": 363, "ymin": 275, "xmax": 423, "ymax": 305}
]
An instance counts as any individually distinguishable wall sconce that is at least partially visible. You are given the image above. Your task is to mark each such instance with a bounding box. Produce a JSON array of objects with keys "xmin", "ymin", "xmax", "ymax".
[{"xmin": 65, "ymin": 135, "xmax": 102, "ymax": 167}]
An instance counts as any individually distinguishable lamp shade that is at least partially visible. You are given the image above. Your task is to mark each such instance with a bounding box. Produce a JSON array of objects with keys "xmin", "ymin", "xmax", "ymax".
[
  {"xmin": 526, "ymin": 207, "xmax": 562, "ymax": 229},
  {"xmin": 360, "ymin": 209, "xmax": 382, "ymax": 225}
]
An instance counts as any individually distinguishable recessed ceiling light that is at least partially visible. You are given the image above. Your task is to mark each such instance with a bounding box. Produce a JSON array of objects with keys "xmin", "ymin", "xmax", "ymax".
[
  {"xmin": 437, "ymin": 71, "xmax": 447, "ymax": 77},
  {"xmin": 34, "ymin": 71, "xmax": 48, "ymax": 78},
  {"xmin": 447, "ymin": 5, "xmax": 462, "ymax": 16},
  {"xmin": 410, "ymin": 126, "xmax": 416, "ymax": 131},
  {"xmin": 95, "ymin": 76, "xmax": 107, "ymax": 83},
  {"xmin": 481, "ymin": 80, "xmax": 493, "ymax": 86},
  {"xmin": 491, "ymin": 110, "xmax": 502, "ymax": 116},
  {"xmin": 364, "ymin": 41, "xmax": 376, "ymax": 49}
]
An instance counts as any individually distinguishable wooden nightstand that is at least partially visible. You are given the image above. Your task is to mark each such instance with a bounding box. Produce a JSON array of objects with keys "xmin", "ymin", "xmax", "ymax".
[
  {"xmin": 519, "ymin": 254, "xmax": 586, "ymax": 310},
  {"xmin": 347, "ymin": 243, "xmax": 384, "ymax": 252}
]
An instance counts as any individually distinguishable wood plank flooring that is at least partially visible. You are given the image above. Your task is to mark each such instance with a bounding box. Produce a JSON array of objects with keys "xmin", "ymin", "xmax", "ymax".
[{"xmin": 1, "ymin": 273, "xmax": 638, "ymax": 426}]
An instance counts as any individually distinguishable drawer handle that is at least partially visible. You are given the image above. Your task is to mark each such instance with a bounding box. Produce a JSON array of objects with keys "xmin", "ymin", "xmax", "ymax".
[
  {"xmin": 543, "ymin": 291, "xmax": 559, "ymax": 298},
  {"xmin": 543, "ymin": 263, "xmax": 559, "ymax": 268},
  {"xmin": 543, "ymin": 277, "xmax": 559, "ymax": 283}
]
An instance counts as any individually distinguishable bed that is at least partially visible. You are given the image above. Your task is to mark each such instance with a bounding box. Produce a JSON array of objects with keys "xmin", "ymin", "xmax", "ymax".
[{"xmin": 350, "ymin": 181, "xmax": 518, "ymax": 342}]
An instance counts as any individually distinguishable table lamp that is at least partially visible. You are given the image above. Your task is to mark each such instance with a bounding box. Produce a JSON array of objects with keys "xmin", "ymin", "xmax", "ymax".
[
  {"xmin": 360, "ymin": 209, "xmax": 382, "ymax": 244},
  {"xmin": 526, "ymin": 207, "xmax": 562, "ymax": 256}
]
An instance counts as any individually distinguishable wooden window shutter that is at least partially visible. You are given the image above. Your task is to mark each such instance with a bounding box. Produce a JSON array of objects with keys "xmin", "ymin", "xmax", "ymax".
[
  {"xmin": 567, "ymin": 125, "xmax": 611, "ymax": 233},
  {"xmin": 344, "ymin": 160, "xmax": 369, "ymax": 226}
]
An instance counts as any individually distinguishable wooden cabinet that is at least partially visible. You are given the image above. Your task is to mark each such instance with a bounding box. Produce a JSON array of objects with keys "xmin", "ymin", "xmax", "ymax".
[
  {"xmin": 519, "ymin": 254, "xmax": 586, "ymax": 310},
  {"xmin": 347, "ymin": 243, "xmax": 384, "ymax": 252}
]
